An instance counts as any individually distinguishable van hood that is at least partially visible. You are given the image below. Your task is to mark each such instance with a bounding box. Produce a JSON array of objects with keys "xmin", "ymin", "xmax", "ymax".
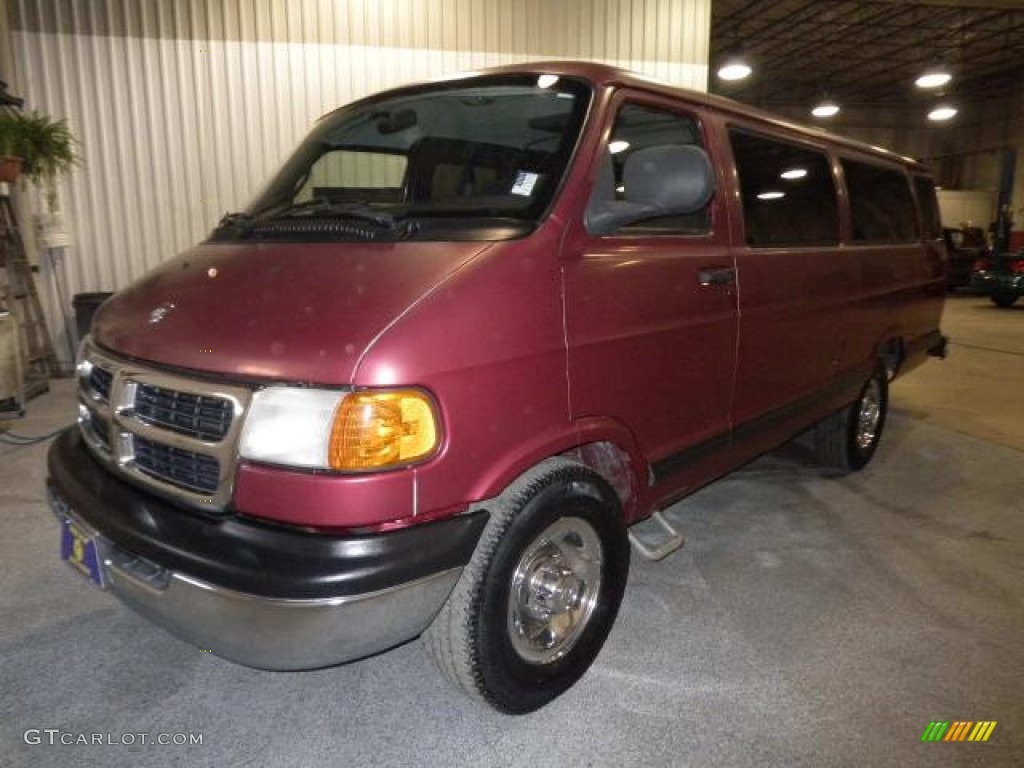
[{"xmin": 92, "ymin": 241, "xmax": 490, "ymax": 384}]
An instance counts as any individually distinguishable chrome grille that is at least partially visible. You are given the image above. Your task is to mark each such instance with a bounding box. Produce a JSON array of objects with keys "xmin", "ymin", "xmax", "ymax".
[
  {"xmin": 76, "ymin": 341, "xmax": 251, "ymax": 512},
  {"xmin": 88, "ymin": 365, "xmax": 113, "ymax": 402},
  {"xmin": 134, "ymin": 436, "xmax": 220, "ymax": 495},
  {"xmin": 82, "ymin": 408, "xmax": 112, "ymax": 453},
  {"xmin": 135, "ymin": 382, "xmax": 233, "ymax": 441}
]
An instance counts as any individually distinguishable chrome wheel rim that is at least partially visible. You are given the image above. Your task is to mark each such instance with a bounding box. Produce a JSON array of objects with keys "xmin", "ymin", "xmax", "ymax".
[
  {"xmin": 855, "ymin": 378, "xmax": 882, "ymax": 451},
  {"xmin": 507, "ymin": 517, "xmax": 604, "ymax": 665}
]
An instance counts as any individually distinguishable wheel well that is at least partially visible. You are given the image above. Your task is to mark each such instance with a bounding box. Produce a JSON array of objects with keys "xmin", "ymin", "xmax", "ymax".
[
  {"xmin": 879, "ymin": 337, "xmax": 905, "ymax": 381},
  {"xmin": 559, "ymin": 441, "xmax": 638, "ymax": 518}
]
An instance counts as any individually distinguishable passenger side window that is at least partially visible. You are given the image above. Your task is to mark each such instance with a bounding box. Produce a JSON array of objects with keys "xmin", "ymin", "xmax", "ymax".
[
  {"xmin": 729, "ymin": 130, "xmax": 838, "ymax": 247},
  {"xmin": 607, "ymin": 104, "xmax": 711, "ymax": 234},
  {"xmin": 843, "ymin": 160, "xmax": 919, "ymax": 243}
]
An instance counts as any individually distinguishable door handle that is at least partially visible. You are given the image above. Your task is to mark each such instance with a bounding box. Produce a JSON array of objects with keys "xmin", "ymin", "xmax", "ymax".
[{"xmin": 698, "ymin": 266, "xmax": 735, "ymax": 286}]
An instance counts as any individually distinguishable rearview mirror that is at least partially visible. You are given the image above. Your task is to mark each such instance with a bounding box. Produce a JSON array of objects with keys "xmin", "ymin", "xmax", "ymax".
[{"xmin": 375, "ymin": 108, "xmax": 418, "ymax": 135}]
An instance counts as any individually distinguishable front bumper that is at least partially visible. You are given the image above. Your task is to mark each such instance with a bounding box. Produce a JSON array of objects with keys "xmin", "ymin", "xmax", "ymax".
[{"xmin": 46, "ymin": 429, "xmax": 487, "ymax": 670}]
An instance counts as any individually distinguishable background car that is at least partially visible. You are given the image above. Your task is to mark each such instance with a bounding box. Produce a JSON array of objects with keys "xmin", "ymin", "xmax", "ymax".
[{"xmin": 971, "ymin": 250, "xmax": 1024, "ymax": 307}]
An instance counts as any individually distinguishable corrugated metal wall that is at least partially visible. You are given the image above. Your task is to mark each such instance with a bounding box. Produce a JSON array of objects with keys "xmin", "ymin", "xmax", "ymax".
[{"xmin": 10, "ymin": 0, "xmax": 710, "ymax": 367}]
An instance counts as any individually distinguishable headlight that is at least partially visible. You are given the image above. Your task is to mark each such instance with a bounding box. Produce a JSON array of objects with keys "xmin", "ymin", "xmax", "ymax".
[{"xmin": 239, "ymin": 386, "xmax": 440, "ymax": 471}]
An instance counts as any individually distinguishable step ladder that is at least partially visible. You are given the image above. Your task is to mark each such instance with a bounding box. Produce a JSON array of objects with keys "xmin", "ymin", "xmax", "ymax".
[{"xmin": 0, "ymin": 187, "xmax": 56, "ymax": 403}]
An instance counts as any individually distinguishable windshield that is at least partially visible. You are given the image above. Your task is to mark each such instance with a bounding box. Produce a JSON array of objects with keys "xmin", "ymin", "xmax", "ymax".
[{"xmin": 212, "ymin": 74, "xmax": 591, "ymax": 243}]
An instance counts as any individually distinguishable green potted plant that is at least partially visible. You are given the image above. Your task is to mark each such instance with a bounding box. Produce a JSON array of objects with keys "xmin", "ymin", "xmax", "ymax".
[
  {"xmin": 7, "ymin": 110, "xmax": 82, "ymax": 209},
  {"xmin": 0, "ymin": 110, "xmax": 25, "ymax": 183},
  {"xmin": 0, "ymin": 109, "xmax": 82, "ymax": 249}
]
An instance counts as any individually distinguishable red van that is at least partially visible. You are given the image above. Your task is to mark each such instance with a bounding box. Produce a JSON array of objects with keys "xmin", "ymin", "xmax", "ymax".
[{"xmin": 47, "ymin": 61, "xmax": 947, "ymax": 714}]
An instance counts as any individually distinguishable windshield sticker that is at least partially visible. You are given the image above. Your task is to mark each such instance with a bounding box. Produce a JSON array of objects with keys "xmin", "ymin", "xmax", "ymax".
[{"xmin": 511, "ymin": 171, "xmax": 539, "ymax": 196}]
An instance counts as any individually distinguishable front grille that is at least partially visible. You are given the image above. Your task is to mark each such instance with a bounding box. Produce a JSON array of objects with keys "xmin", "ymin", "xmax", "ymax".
[
  {"xmin": 74, "ymin": 342, "xmax": 251, "ymax": 511},
  {"xmin": 89, "ymin": 366, "xmax": 113, "ymax": 402},
  {"xmin": 134, "ymin": 436, "xmax": 220, "ymax": 495},
  {"xmin": 135, "ymin": 383, "xmax": 233, "ymax": 441},
  {"xmin": 85, "ymin": 410, "xmax": 112, "ymax": 453}
]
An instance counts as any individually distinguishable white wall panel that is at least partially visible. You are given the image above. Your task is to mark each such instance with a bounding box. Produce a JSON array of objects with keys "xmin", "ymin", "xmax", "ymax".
[{"xmin": 11, "ymin": 0, "xmax": 710, "ymax": 367}]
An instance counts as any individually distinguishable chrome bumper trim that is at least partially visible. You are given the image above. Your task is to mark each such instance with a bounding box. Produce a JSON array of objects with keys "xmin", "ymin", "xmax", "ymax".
[{"xmin": 56, "ymin": 509, "xmax": 461, "ymax": 670}]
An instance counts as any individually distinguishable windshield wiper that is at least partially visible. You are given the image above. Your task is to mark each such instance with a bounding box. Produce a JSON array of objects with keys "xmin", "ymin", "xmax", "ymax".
[
  {"xmin": 215, "ymin": 211, "xmax": 256, "ymax": 236},
  {"xmin": 268, "ymin": 198, "xmax": 397, "ymax": 229}
]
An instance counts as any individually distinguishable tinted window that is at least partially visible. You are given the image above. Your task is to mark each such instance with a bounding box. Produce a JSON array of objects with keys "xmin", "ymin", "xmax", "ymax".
[
  {"xmin": 298, "ymin": 150, "xmax": 407, "ymax": 204},
  {"xmin": 913, "ymin": 175, "xmax": 942, "ymax": 239},
  {"xmin": 218, "ymin": 74, "xmax": 591, "ymax": 243},
  {"xmin": 843, "ymin": 160, "xmax": 918, "ymax": 243},
  {"xmin": 729, "ymin": 130, "xmax": 838, "ymax": 247},
  {"xmin": 609, "ymin": 104, "xmax": 710, "ymax": 234}
]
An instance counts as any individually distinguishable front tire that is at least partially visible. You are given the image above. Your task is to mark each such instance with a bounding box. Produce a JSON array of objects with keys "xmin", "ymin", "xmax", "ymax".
[
  {"xmin": 815, "ymin": 363, "xmax": 888, "ymax": 472},
  {"xmin": 424, "ymin": 458, "xmax": 630, "ymax": 714}
]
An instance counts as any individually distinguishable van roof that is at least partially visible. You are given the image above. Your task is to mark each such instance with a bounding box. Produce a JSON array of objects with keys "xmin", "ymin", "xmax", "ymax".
[{"xmin": 415, "ymin": 60, "xmax": 930, "ymax": 174}]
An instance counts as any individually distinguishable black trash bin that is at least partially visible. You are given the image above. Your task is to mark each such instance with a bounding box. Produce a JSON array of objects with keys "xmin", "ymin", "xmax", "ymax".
[{"xmin": 73, "ymin": 292, "xmax": 114, "ymax": 342}]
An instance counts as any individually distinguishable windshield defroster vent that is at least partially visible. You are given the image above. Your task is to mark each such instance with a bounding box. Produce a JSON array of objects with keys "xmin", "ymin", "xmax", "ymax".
[{"xmin": 250, "ymin": 219, "xmax": 380, "ymax": 241}]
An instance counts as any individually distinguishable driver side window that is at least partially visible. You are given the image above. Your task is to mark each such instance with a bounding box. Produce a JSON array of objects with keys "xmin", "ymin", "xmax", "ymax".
[{"xmin": 608, "ymin": 104, "xmax": 711, "ymax": 234}]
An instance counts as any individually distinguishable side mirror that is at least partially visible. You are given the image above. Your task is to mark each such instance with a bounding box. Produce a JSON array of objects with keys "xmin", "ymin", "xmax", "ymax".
[{"xmin": 585, "ymin": 145, "xmax": 715, "ymax": 235}]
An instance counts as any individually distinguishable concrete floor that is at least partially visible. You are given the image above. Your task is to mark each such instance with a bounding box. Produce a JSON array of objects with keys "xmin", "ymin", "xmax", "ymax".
[
  {"xmin": 1, "ymin": 293, "xmax": 1021, "ymax": 767},
  {"xmin": 892, "ymin": 293, "xmax": 1024, "ymax": 452}
]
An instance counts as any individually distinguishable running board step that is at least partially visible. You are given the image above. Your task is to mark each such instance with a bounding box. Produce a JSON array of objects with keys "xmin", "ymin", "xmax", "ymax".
[{"xmin": 628, "ymin": 510, "xmax": 685, "ymax": 561}]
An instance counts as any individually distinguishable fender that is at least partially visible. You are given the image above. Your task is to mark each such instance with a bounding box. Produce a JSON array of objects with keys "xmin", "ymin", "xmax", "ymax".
[{"xmin": 466, "ymin": 414, "xmax": 649, "ymax": 522}]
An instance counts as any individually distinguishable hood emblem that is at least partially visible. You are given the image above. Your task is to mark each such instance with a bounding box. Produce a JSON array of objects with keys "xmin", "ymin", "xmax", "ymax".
[{"xmin": 149, "ymin": 302, "xmax": 177, "ymax": 324}]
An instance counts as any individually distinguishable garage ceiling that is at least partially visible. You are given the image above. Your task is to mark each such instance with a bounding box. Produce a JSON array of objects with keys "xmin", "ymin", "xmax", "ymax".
[{"xmin": 710, "ymin": 0, "xmax": 1024, "ymax": 110}]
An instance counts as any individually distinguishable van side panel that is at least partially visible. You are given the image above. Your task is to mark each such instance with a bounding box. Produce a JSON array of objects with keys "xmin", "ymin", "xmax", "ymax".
[
  {"xmin": 848, "ymin": 242, "xmax": 945, "ymax": 359},
  {"xmin": 347, "ymin": 230, "xmax": 573, "ymax": 522},
  {"xmin": 729, "ymin": 244, "xmax": 863, "ymax": 426},
  {"xmin": 838, "ymin": 159, "xmax": 947, "ymax": 375},
  {"xmin": 721, "ymin": 121, "xmax": 946, "ymax": 458},
  {"xmin": 560, "ymin": 93, "xmax": 739, "ymax": 513},
  {"xmin": 562, "ymin": 240, "xmax": 738, "ymax": 499},
  {"xmin": 720, "ymin": 121, "xmax": 856, "ymax": 439}
]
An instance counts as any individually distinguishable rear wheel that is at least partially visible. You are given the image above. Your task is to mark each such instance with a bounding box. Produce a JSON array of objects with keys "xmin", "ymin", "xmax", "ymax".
[
  {"xmin": 815, "ymin": 363, "xmax": 888, "ymax": 472},
  {"xmin": 991, "ymin": 293, "xmax": 1019, "ymax": 308},
  {"xmin": 424, "ymin": 458, "xmax": 629, "ymax": 714}
]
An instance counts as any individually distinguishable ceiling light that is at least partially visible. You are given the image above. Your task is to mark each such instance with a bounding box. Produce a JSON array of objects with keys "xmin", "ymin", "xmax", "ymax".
[
  {"xmin": 757, "ymin": 191, "xmax": 785, "ymax": 200},
  {"xmin": 916, "ymin": 63, "xmax": 951, "ymax": 89},
  {"xmin": 812, "ymin": 100, "xmax": 840, "ymax": 118},
  {"xmin": 609, "ymin": 140, "xmax": 630, "ymax": 154},
  {"xmin": 536, "ymin": 74, "xmax": 559, "ymax": 89},
  {"xmin": 717, "ymin": 56, "xmax": 752, "ymax": 81},
  {"xmin": 780, "ymin": 168, "xmax": 807, "ymax": 180},
  {"xmin": 928, "ymin": 105, "xmax": 957, "ymax": 121}
]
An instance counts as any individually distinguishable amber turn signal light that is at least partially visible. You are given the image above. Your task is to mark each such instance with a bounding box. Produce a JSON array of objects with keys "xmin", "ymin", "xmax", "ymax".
[{"xmin": 328, "ymin": 390, "xmax": 439, "ymax": 470}]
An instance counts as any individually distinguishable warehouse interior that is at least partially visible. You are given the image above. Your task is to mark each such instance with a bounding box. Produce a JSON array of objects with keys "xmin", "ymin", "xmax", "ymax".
[
  {"xmin": 1, "ymin": 2, "xmax": 1022, "ymax": 766},
  {"xmin": 0, "ymin": 0, "xmax": 1021, "ymax": 372}
]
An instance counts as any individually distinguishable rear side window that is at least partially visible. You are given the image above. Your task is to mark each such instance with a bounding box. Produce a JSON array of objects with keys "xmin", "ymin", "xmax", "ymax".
[
  {"xmin": 729, "ymin": 130, "xmax": 838, "ymax": 247},
  {"xmin": 843, "ymin": 160, "xmax": 919, "ymax": 243},
  {"xmin": 913, "ymin": 175, "xmax": 942, "ymax": 239}
]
